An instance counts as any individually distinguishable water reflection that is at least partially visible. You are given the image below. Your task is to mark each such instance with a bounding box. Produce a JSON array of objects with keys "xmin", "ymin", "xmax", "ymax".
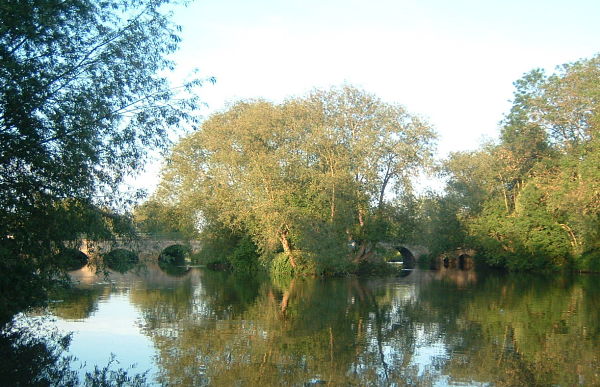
[{"xmin": 43, "ymin": 266, "xmax": 600, "ymax": 386}]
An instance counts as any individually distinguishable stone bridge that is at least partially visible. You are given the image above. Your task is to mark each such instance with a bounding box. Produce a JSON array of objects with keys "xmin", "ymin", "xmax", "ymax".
[
  {"xmin": 378, "ymin": 243, "xmax": 429, "ymax": 269},
  {"xmin": 76, "ymin": 236, "xmax": 202, "ymax": 261},
  {"xmin": 380, "ymin": 243, "xmax": 476, "ymax": 270},
  {"xmin": 434, "ymin": 248, "xmax": 476, "ymax": 270}
]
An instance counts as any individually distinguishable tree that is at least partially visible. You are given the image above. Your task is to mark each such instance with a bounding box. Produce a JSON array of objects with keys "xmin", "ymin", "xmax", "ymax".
[
  {"xmin": 434, "ymin": 55, "xmax": 600, "ymax": 271},
  {"xmin": 158, "ymin": 86, "xmax": 436, "ymax": 274},
  {"xmin": 0, "ymin": 0, "xmax": 203, "ymax": 324},
  {"xmin": 133, "ymin": 199, "xmax": 198, "ymax": 238}
]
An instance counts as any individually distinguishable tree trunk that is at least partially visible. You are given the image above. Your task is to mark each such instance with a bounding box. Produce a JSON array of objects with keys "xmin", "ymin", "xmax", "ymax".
[
  {"xmin": 559, "ymin": 223, "xmax": 579, "ymax": 249},
  {"xmin": 330, "ymin": 183, "xmax": 336, "ymax": 221},
  {"xmin": 279, "ymin": 229, "xmax": 297, "ymax": 268},
  {"xmin": 352, "ymin": 241, "xmax": 374, "ymax": 263},
  {"xmin": 329, "ymin": 157, "xmax": 336, "ymax": 221},
  {"xmin": 280, "ymin": 278, "xmax": 296, "ymax": 314},
  {"xmin": 377, "ymin": 166, "xmax": 392, "ymax": 210},
  {"xmin": 357, "ymin": 207, "xmax": 365, "ymax": 227}
]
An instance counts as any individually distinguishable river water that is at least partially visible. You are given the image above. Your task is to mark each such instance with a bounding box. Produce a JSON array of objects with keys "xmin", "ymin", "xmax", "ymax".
[{"xmin": 40, "ymin": 264, "xmax": 599, "ymax": 386}]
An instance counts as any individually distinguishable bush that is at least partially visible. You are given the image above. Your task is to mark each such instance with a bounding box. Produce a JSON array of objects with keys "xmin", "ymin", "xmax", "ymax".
[
  {"xmin": 268, "ymin": 252, "xmax": 318, "ymax": 277},
  {"xmin": 227, "ymin": 236, "xmax": 260, "ymax": 273},
  {"xmin": 356, "ymin": 259, "xmax": 400, "ymax": 276},
  {"xmin": 269, "ymin": 253, "xmax": 295, "ymax": 277},
  {"xmin": 158, "ymin": 244, "xmax": 191, "ymax": 276},
  {"xmin": 417, "ymin": 254, "xmax": 437, "ymax": 269},
  {"xmin": 576, "ymin": 250, "xmax": 600, "ymax": 273}
]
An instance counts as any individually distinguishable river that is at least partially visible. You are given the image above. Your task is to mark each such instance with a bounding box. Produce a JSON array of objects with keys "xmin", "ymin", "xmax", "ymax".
[{"xmin": 35, "ymin": 264, "xmax": 600, "ymax": 386}]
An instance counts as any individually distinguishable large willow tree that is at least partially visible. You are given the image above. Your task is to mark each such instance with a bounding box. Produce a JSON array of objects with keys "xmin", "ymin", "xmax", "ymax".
[
  {"xmin": 0, "ymin": 0, "xmax": 202, "ymax": 323},
  {"xmin": 158, "ymin": 86, "xmax": 435, "ymax": 273}
]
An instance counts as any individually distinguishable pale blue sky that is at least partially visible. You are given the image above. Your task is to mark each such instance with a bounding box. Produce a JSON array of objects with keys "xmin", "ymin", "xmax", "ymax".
[{"xmin": 134, "ymin": 0, "xmax": 600, "ymax": 193}]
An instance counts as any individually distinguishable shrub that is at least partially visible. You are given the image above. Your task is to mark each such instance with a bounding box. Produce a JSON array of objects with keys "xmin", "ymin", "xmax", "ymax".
[
  {"xmin": 576, "ymin": 250, "xmax": 600, "ymax": 273},
  {"xmin": 227, "ymin": 236, "xmax": 260, "ymax": 273}
]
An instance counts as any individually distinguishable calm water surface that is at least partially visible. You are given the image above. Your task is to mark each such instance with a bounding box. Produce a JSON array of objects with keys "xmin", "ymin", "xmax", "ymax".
[{"xmin": 43, "ymin": 264, "xmax": 600, "ymax": 386}]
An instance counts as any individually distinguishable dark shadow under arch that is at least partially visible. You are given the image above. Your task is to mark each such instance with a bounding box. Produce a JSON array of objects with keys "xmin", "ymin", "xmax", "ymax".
[
  {"xmin": 158, "ymin": 244, "xmax": 191, "ymax": 276},
  {"xmin": 56, "ymin": 248, "xmax": 88, "ymax": 271},
  {"xmin": 458, "ymin": 254, "xmax": 471, "ymax": 270},
  {"xmin": 397, "ymin": 246, "xmax": 416, "ymax": 269}
]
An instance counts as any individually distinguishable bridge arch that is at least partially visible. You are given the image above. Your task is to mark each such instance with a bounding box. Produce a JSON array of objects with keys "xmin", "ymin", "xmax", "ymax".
[
  {"xmin": 158, "ymin": 244, "xmax": 190, "ymax": 265},
  {"xmin": 56, "ymin": 248, "xmax": 89, "ymax": 271},
  {"xmin": 80, "ymin": 238, "xmax": 201, "ymax": 262},
  {"xmin": 395, "ymin": 246, "xmax": 416, "ymax": 269},
  {"xmin": 158, "ymin": 244, "xmax": 191, "ymax": 276},
  {"xmin": 437, "ymin": 249, "xmax": 476, "ymax": 271}
]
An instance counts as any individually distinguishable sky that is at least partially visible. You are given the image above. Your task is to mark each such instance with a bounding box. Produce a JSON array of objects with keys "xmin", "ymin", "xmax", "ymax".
[{"xmin": 133, "ymin": 0, "xmax": 600, "ymax": 194}]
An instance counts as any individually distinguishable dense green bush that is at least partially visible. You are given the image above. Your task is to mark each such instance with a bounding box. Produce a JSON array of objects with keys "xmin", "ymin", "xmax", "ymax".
[
  {"xmin": 227, "ymin": 236, "xmax": 260, "ymax": 273},
  {"xmin": 576, "ymin": 250, "xmax": 600, "ymax": 273},
  {"xmin": 356, "ymin": 259, "xmax": 400, "ymax": 276},
  {"xmin": 267, "ymin": 251, "xmax": 317, "ymax": 277}
]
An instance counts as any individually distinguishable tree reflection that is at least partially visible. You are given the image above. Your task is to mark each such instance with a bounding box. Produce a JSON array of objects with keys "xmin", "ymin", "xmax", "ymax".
[
  {"xmin": 437, "ymin": 273, "xmax": 600, "ymax": 386},
  {"xmin": 49, "ymin": 286, "xmax": 107, "ymax": 320},
  {"xmin": 129, "ymin": 273, "xmax": 438, "ymax": 385},
  {"xmin": 39, "ymin": 266, "xmax": 600, "ymax": 386},
  {"xmin": 127, "ymin": 269, "xmax": 600, "ymax": 386}
]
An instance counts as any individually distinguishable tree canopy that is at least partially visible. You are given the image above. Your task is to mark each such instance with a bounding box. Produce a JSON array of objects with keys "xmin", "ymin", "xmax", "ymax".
[
  {"xmin": 156, "ymin": 85, "xmax": 436, "ymax": 274},
  {"xmin": 0, "ymin": 0, "xmax": 202, "ymax": 324},
  {"xmin": 423, "ymin": 54, "xmax": 600, "ymax": 271}
]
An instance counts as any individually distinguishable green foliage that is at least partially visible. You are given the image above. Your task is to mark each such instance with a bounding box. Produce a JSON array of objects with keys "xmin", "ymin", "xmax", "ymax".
[
  {"xmin": 191, "ymin": 224, "xmax": 235, "ymax": 266},
  {"xmin": 355, "ymin": 259, "xmax": 400, "ymax": 276},
  {"xmin": 103, "ymin": 249, "xmax": 139, "ymax": 273},
  {"xmin": 577, "ymin": 250, "xmax": 600, "ymax": 273},
  {"xmin": 0, "ymin": 322, "xmax": 150, "ymax": 386},
  {"xmin": 158, "ymin": 244, "xmax": 191, "ymax": 276},
  {"xmin": 269, "ymin": 253, "xmax": 296, "ymax": 277},
  {"xmin": 426, "ymin": 54, "xmax": 600, "ymax": 272},
  {"xmin": 416, "ymin": 253, "xmax": 436, "ymax": 269},
  {"xmin": 0, "ymin": 322, "xmax": 77, "ymax": 386},
  {"xmin": 134, "ymin": 200, "xmax": 198, "ymax": 238},
  {"xmin": 158, "ymin": 86, "xmax": 436, "ymax": 274},
  {"xmin": 227, "ymin": 236, "xmax": 260, "ymax": 273},
  {"xmin": 268, "ymin": 252, "xmax": 318, "ymax": 277},
  {"xmin": 0, "ymin": 246, "xmax": 53, "ymax": 326},
  {"xmin": 83, "ymin": 354, "xmax": 149, "ymax": 387},
  {"xmin": 412, "ymin": 193, "xmax": 467, "ymax": 259},
  {"xmin": 0, "ymin": 0, "xmax": 202, "ymax": 323}
]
